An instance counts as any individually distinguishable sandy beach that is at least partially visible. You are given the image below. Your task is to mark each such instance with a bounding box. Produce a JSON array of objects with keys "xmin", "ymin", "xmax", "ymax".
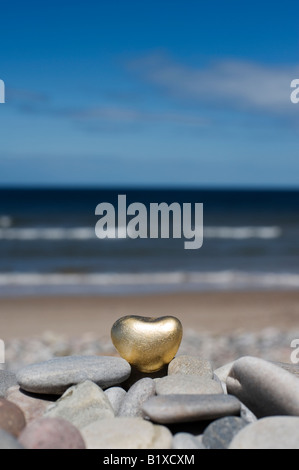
[{"xmin": 1, "ymin": 290, "xmax": 299, "ymax": 341}]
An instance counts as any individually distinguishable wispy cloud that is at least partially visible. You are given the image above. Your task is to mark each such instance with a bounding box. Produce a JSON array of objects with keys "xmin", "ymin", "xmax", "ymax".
[
  {"xmin": 57, "ymin": 105, "xmax": 207, "ymax": 126},
  {"xmin": 7, "ymin": 89, "xmax": 208, "ymax": 132},
  {"xmin": 128, "ymin": 53, "xmax": 299, "ymax": 115},
  {"xmin": 6, "ymin": 87, "xmax": 49, "ymax": 104}
]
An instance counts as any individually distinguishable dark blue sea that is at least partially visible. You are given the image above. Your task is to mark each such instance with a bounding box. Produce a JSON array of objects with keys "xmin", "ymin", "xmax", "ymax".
[{"xmin": 0, "ymin": 188, "xmax": 298, "ymax": 297}]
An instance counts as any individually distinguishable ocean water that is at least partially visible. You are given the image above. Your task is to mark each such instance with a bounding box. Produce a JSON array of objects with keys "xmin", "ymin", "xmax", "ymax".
[{"xmin": 0, "ymin": 188, "xmax": 298, "ymax": 297}]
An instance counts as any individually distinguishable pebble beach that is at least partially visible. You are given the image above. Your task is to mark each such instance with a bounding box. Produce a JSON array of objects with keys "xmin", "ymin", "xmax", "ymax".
[{"xmin": 1, "ymin": 290, "xmax": 299, "ymax": 450}]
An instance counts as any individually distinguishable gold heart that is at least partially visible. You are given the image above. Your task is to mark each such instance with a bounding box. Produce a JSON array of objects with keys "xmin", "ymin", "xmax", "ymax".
[{"xmin": 111, "ymin": 315, "xmax": 183, "ymax": 373}]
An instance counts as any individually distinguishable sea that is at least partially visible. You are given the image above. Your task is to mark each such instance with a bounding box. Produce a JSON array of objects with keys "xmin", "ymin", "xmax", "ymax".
[{"xmin": 0, "ymin": 188, "xmax": 298, "ymax": 297}]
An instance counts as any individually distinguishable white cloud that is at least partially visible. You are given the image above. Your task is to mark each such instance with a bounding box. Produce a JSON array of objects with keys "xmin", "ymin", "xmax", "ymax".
[
  {"xmin": 67, "ymin": 106, "xmax": 208, "ymax": 127},
  {"xmin": 128, "ymin": 53, "xmax": 299, "ymax": 114}
]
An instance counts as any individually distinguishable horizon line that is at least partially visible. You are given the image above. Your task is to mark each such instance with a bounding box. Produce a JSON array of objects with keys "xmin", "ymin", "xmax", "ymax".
[{"xmin": 0, "ymin": 184, "xmax": 298, "ymax": 191}]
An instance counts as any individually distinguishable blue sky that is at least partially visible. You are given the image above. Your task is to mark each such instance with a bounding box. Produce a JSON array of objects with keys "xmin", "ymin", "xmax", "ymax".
[{"xmin": 0, "ymin": 0, "xmax": 298, "ymax": 187}]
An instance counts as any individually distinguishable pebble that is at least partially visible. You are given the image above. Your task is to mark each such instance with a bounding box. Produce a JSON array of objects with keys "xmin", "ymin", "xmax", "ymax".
[
  {"xmin": 142, "ymin": 394, "xmax": 241, "ymax": 424},
  {"xmin": 0, "ymin": 429, "xmax": 24, "ymax": 449},
  {"xmin": 0, "ymin": 371, "xmax": 18, "ymax": 398},
  {"xmin": 0, "ymin": 398, "xmax": 26, "ymax": 437},
  {"xmin": 19, "ymin": 417, "xmax": 86, "ymax": 449},
  {"xmin": 172, "ymin": 432, "xmax": 206, "ymax": 449},
  {"xmin": 202, "ymin": 416, "xmax": 248, "ymax": 449},
  {"xmin": 81, "ymin": 417, "xmax": 172, "ymax": 449},
  {"xmin": 272, "ymin": 362, "xmax": 299, "ymax": 378},
  {"xmin": 6, "ymin": 385, "xmax": 55, "ymax": 423},
  {"xmin": 227, "ymin": 356, "xmax": 299, "ymax": 418},
  {"xmin": 104, "ymin": 387, "xmax": 126, "ymax": 415},
  {"xmin": 229, "ymin": 416, "xmax": 299, "ymax": 449},
  {"xmin": 156, "ymin": 375, "xmax": 223, "ymax": 395},
  {"xmin": 214, "ymin": 362, "xmax": 234, "ymax": 383},
  {"xmin": 168, "ymin": 356, "xmax": 213, "ymax": 378},
  {"xmin": 118, "ymin": 378, "xmax": 156, "ymax": 418},
  {"xmin": 213, "ymin": 373, "xmax": 227, "ymax": 394},
  {"xmin": 240, "ymin": 402, "xmax": 257, "ymax": 423},
  {"xmin": 45, "ymin": 380, "xmax": 114, "ymax": 429},
  {"xmin": 120, "ymin": 365, "xmax": 168, "ymax": 391},
  {"xmin": 17, "ymin": 355, "xmax": 131, "ymax": 394}
]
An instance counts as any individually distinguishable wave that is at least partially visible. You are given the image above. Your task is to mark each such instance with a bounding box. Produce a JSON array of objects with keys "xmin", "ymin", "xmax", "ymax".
[
  {"xmin": 204, "ymin": 226, "xmax": 281, "ymax": 239},
  {"xmin": 0, "ymin": 270, "xmax": 298, "ymax": 293},
  {"xmin": 0, "ymin": 225, "xmax": 282, "ymax": 240},
  {"xmin": 0, "ymin": 216, "xmax": 12, "ymax": 228}
]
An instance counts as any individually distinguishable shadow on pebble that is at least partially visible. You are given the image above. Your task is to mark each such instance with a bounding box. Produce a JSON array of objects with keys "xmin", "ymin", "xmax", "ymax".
[
  {"xmin": 165, "ymin": 420, "xmax": 212, "ymax": 436},
  {"xmin": 121, "ymin": 365, "xmax": 168, "ymax": 391},
  {"xmin": 18, "ymin": 387, "xmax": 59, "ymax": 402}
]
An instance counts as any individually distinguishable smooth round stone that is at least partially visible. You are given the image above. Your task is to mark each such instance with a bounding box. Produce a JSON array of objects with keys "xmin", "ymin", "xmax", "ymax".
[
  {"xmin": 17, "ymin": 355, "xmax": 131, "ymax": 395},
  {"xmin": 45, "ymin": 380, "xmax": 114, "ymax": 429},
  {"xmin": 213, "ymin": 373, "xmax": 227, "ymax": 394},
  {"xmin": 81, "ymin": 417, "xmax": 172, "ymax": 449},
  {"xmin": 272, "ymin": 362, "xmax": 299, "ymax": 378},
  {"xmin": 214, "ymin": 362, "xmax": 234, "ymax": 384},
  {"xmin": 0, "ymin": 398, "xmax": 26, "ymax": 437},
  {"xmin": 0, "ymin": 371, "xmax": 18, "ymax": 398},
  {"xmin": 172, "ymin": 432, "xmax": 206, "ymax": 450},
  {"xmin": 0, "ymin": 429, "xmax": 24, "ymax": 449},
  {"xmin": 202, "ymin": 416, "xmax": 248, "ymax": 449},
  {"xmin": 104, "ymin": 387, "xmax": 126, "ymax": 415},
  {"xmin": 229, "ymin": 417, "xmax": 299, "ymax": 449},
  {"xmin": 19, "ymin": 417, "xmax": 86, "ymax": 449},
  {"xmin": 168, "ymin": 356, "xmax": 213, "ymax": 379},
  {"xmin": 156, "ymin": 375, "xmax": 223, "ymax": 395},
  {"xmin": 6, "ymin": 385, "xmax": 55, "ymax": 423},
  {"xmin": 240, "ymin": 402, "xmax": 257, "ymax": 423},
  {"xmin": 142, "ymin": 394, "xmax": 241, "ymax": 424},
  {"xmin": 118, "ymin": 378, "xmax": 156, "ymax": 418},
  {"xmin": 227, "ymin": 356, "xmax": 299, "ymax": 418}
]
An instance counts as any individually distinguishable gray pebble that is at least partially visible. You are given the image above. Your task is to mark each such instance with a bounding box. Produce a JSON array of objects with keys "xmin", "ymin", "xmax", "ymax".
[
  {"xmin": 0, "ymin": 370, "xmax": 17, "ymax": 398},
  {"xmin": 168, "ymin": 356, "xmax": 213, "ymax": 379},
  {"xmin": 118, "ymin": 378, "xmax": 156, "ymax": 418},
  {"xmin": 142, "ymin": 394, "xmax": 241, "ymax": 424},
  {"xmin": 214, "ymin": 362, "xmax": 234, "ymax": 384},
  {"xmin": 229, "ymin": 416, "xmax": 299, "ymax": 449},
  {"xmin": 240, "ymin": 402, "xmax": 257, "ymax": 423},
  {"xmin": 272, "ymin": 362, "xmax": 299, "ymax": 378},
  {"xmin": 81, "ymin": 417, "xmax": 172, "ymax": 449},
  {"xmin": 104, "ymin": 387, "xmax": 126, "ymax": 415},
  {"xmin": 227, "ymin": 356, "xmax": 299, "ymax": 418},
  {"xmin": 202, "ymin": 416, "xmax": 248, "ymax": 449},
  {"xmin": 17, "ymin": 355, "xmax": 131, "ymax": 394},
  {"xmin": 213, "ymin": 373, "xmax": 227, "ymax": 394},
  {"xmin": 156, "ymin": 375, "xmax": 223, "ymax": 395},
  {"xmin": 0, "ymin": 429, "xmax": 24, "ymax": 449},
  {"xmin": 45, "ymin": 380, "xmax": 114, "ymax": 429},
  {"xmin": 172, "ymin": 432, "xmax": 206, "ymax": 449}
]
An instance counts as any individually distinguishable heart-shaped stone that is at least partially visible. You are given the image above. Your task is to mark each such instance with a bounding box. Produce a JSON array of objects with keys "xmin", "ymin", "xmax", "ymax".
[{"xmin": 111, "ymin": 315, "xmax": 183, "ymax": 373}]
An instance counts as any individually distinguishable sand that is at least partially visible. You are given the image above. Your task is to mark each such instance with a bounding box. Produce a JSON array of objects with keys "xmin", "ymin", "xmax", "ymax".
[{"xmin": 0, "ymin": 290, "xmax": 299, "ymax": 341}]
